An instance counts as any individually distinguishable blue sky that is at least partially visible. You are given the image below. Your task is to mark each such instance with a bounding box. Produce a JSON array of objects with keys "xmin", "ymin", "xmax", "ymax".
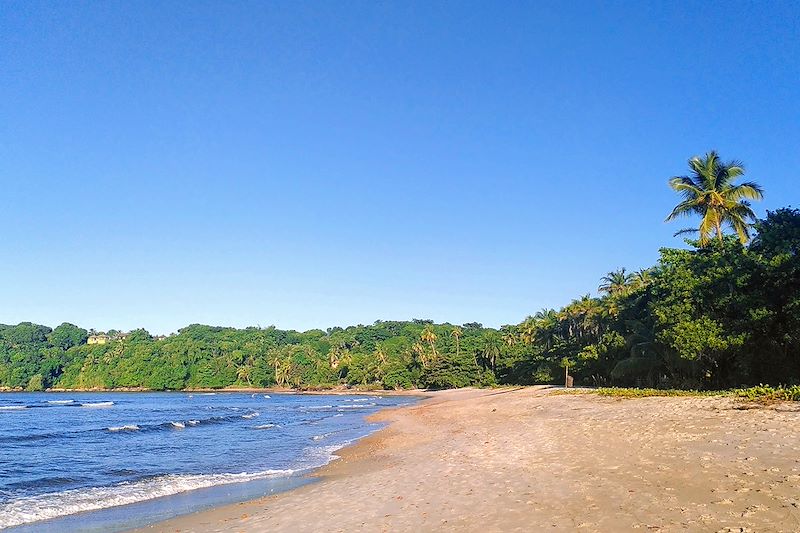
[{"xmin": 1, "ymin": 1, "xmax": 798, "ymax": 334}]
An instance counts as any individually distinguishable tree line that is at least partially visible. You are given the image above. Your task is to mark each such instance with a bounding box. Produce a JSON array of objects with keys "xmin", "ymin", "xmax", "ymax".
[{"xmin": 1, "ymin": 152, "xmax": 797, "ymax": 391}]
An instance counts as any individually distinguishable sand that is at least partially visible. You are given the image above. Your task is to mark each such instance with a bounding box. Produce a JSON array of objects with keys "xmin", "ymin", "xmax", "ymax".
[{"xmin": 136, "ymin": 387, "xmax": 800, "ymax": 532}]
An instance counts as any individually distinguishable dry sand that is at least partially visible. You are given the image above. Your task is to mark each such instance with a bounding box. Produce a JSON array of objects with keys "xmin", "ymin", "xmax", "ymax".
[{"xmin": 137, "ymin": 387, "xmax": 800, "ymax": 532}]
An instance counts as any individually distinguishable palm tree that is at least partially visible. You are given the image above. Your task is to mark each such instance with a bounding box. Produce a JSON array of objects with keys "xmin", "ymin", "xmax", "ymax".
[
  {"xmin": 666, "ymin": 151, "xmax": 763, "ymax": 246},
  {"xmin": 236, "ymin": 363, "xmax": 253, "ymax": 386},
  {"xmin": 500, "ymin": 328, "xmax": 517, "ymax": 348},
  {"xmin": 519, "ymin": 318, "xmax": 537, "ymax": 345},
  {"xmin": 631, "ymin": 268, "xmax": 652, "ymax": 289},
  {"xmin": 479, "ymin": 332, "xmax": 501, "ymax": 372},
  {"xmin": 598, "ymin": 268, "xmax": 633, "ymax": 295},
  {"xmin": 420, "ymin": 327, "xmax": 438, "ymax": 358},
  {"xmin": 450, "ymin": 327, "xmax": 463, "ymax": 357}
]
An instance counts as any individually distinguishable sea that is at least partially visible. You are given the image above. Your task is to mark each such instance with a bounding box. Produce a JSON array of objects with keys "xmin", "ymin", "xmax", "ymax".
[{"xmin": 0, "ymin": 391, "xmax": 416, "ymax": 531}]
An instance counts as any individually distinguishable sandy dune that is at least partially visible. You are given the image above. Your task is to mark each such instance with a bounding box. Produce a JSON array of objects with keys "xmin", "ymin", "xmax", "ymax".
[{"xmin": 139, "ymin": 387, "xmax": 800, "ymax": 532}]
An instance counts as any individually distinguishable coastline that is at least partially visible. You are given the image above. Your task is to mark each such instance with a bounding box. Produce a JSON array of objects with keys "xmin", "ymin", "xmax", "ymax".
[
  {"xmin": 0, "ymin": 389, "xmax": 427, "ymax": 531},
  {"xmin": 135, "ymin": 386, "xmax": 800, "ymax": 532},
  {"xmin": 0, "ymin": 386, "xmax": 426, "ymax": 395}
]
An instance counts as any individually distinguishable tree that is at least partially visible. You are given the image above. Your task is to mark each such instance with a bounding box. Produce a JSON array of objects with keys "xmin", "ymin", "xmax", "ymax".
[
  {"xmin": 599, "ymin": 268, "xmax": 633, "ymax": 295},
  {"xmin": 450, "ymin": 327, "xmax": 463, "ymax": 357},
  {"xmin": 49, "ymin": 323, "xmax": 88, "ymax": 350},
  {"xmin": 420, "ymin": 327, "xmax": 438, "ymax": 358},
  {"xmin": 666, "ymin": 151, "xmax": 763, "ymax": 246}
]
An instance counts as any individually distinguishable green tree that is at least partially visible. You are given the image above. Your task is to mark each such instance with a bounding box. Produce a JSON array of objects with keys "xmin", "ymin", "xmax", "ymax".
[
  {"xmin": 666, "ymin": 151, "xmax": 763, "ymax": 246},
  {"xmin": 599, "ymin": 268, "xmax": 633, "ymax": 295}
]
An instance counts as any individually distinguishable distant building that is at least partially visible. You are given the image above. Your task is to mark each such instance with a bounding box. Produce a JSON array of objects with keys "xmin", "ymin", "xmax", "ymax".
[{"xmin": 87, "ymin": 334, "xmax": 110, "ymax": 345}]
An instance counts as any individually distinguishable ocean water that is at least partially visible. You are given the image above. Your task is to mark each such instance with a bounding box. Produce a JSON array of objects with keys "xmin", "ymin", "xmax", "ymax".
[{"xmin": 0, "ymin": 392, "xmax": 415, "ymax": 531}]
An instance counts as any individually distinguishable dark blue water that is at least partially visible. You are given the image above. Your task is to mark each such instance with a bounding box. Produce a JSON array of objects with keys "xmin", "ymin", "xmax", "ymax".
[{"xmin": 0, "ymin": 392, "xmax": 415, "ymax": 530}]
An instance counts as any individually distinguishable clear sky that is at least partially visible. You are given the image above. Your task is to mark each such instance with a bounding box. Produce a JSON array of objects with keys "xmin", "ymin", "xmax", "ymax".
[{"xmin": 1, "ymin": 1, "xmax": 798, "ymax": 334}]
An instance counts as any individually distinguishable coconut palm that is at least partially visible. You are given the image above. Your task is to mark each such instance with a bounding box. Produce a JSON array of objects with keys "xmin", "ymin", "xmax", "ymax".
[
  {"xmin": 630, "ymin": 268, "xmax": 652, "ymax": 289},
  {"xmin": 666, "ymin": 151, "xmax": 763, "ymax": 246},
  {"xmin": 500, "ymin": 328, "xmax": 517, "ymax": 348},
  {"xmin": 236, "ymin": 363, "xmax": 253, "ymax": 386},
  {"xmin": 420, "ymin": 327, "xmax": 438, "ymax": 358},
  {"xmin": 450, "ymin": 327, "xmax": 463, "ymax": 357},
  {"xmin": 519, "ymin": 318, "xmax": 537, "ymax": 345},
  {"xmin": 598, "ymin": 268, "xmax": 633, "ymax": 295}
]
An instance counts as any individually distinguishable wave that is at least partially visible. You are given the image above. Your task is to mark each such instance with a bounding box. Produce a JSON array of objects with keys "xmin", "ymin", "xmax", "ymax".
[
  {"xmin": 263, "ymin": 395, "xmax": 271, "ymax": 399},
  {"xmin": 253, "ymin": 423, "xmax": 277, "ymax": 430},
  {"xmin": 0, "ymin": 406, "xmax": 27, "ymax": 410},
  {"xmin": 81, "ymin": 402, "xmax": 114, "ymax": 408},
  {"xmin": 108, "ymin": 425, "xmax": 139, "ymax": 432},
  {"xmin": 336, "ymin": 403, "xmax": 376, "ymax": 409},
  {"xmin": 0, "ymin": 469, "xmax": 296, "ymax": 528},
  {"xmin": 46, "ymin": 400, "xmax": 75, "ymax": 405},
  {"xmin": 0, "ymin": 413, "xmax": 247, "ymax": 444},
  {"xmin": 241, "ymin": 412, "xmax": 259, "ymax": 419},
  {"xmin": 303, "ymin": 405, "xmax": 332, "ymax": 411},
  {"xmin": 170, "ymin": 421, "xmax": 185, "ymax": 429}
]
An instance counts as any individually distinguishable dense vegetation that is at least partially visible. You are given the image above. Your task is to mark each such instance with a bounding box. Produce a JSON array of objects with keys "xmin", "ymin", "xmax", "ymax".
[{"xmin": 1, "ymin": 152, "xmax": 798, "ymax": 392}]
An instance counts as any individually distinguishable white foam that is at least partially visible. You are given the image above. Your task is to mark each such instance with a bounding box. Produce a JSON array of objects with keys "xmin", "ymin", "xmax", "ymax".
[
  {"xmin": 170, "ymin": 421, "xmax": 185, "ymax": 429},
  {"xmin": 241, "ymin": 412, "xmax": 259, "ymax": 419},
  {"xmin": 336, "ymin": 403, "xmax": 376, "ymax": 409},
  {"xmin": 108, "ymin": 425, "xmax": 139, "ymax": 432},
  {"xmin": 46, "ymin": 400, "xmax": 74, "ymax": 405},
  {"xmin": 0, "ymin": 406, "xmax": 27, "ymax": 410},
  {"xmin": 253, "ymin": 423, "xmax": 276, "ymax": 430},
  {"xmin": 263, "ymin": 395, "xmax": 271, "ymax": 399},
  {"xmin": 0, "ymin": 469, "xmax": 296, "ymax": 528},
  {"xmin": 300, "ymin": 443, "xmax": 348, "ymax": 470},
  {"xmin": 81, "ymin": 402, "xmax": 114, "ymax": 408},
  {"xmin": 187, "ymin": 420, "xmax": 200, "ymax": 426},
  {"xmin": 304, "ymin": 405, "xmax": 332, "ymax": 410}
]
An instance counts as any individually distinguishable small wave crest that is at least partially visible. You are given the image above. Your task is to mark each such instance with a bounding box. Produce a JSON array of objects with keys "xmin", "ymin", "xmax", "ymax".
[
  {"xmin": 241, "ymin": 412, "xmax": 259, "ymax": 419},
  {"xmin": 336, "ymin": 403, "xmax": 376, "ymax": 409},
  {"xmin": 170, "ymin": 421, "xmax": 185, "ymax": 429},
  {"xmin": 81, "ymin": 402, "xmax": 114, "ymax": 408},
  {"xmin": 108, "ymin": 425, "xmax": 139, "ymax": 432},
  {"xmin": 0, "ymin": 406, "xmax": 27, "ymax": 411},
  {"xmin": 46, "ymin": 400, "xmax": 75, "ymax": 405},
  {"xmin": 253, "ymin": 423, "xmax": 277, "ymax": 430}
]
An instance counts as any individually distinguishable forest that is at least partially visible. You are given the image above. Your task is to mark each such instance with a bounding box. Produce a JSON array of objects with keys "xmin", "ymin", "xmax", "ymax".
[{"xmin": 1, "ymin": 152, "xmax": 798, "ymax": 391}]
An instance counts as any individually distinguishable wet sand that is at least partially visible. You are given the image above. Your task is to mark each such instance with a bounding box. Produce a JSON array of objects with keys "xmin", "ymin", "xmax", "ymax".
[{"xmin": 136, "ymin": 387, "xmax": 800, "ymax": 532}]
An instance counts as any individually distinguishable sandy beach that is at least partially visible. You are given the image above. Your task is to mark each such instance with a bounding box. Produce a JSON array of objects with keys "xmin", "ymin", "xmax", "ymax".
[{"xmin": 137, "ymin": 387, "xmax": 800, "ymax": 533}]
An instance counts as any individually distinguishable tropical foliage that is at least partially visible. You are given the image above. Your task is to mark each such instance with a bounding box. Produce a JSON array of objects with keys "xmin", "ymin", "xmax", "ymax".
[{"xmin": 1, "ymin": 154, "xmax": 797, "ymax": 392}]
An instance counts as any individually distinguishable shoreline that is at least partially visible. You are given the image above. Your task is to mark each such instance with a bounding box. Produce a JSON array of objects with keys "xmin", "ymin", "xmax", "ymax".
[
  {"xmin": 1, "ymin": 389, "xmax": 429, "ymax": 532},
  {"xmin": 135, "ymin": 387, "xmax": 800, "ymax": 532},
  {"xmin": 1, "ymin": 386, "xmax": 427, "ymax": 395}
]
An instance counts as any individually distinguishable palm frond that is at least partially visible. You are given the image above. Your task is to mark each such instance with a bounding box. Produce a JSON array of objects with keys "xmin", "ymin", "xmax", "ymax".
[
  {"xmin": 723, "ymin": 181, "xmax": 764, "ymax": 201},
  {"xmin": 666, "ymin": 199, "xmax": 703, "ymax": 221}
]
